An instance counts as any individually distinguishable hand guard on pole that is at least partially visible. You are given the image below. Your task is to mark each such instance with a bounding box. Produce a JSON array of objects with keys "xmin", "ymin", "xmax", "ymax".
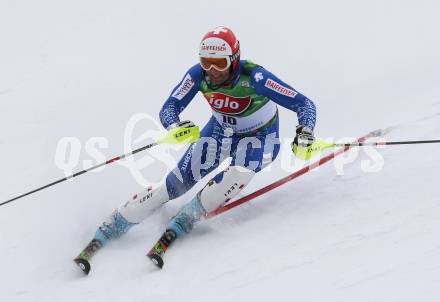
[{"xmin": 158, "ymin": 120, "xmax": 200, "ymax": 145}]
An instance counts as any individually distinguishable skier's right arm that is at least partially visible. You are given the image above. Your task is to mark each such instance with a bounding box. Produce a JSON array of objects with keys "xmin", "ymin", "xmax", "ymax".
[{"xmin": 159, "ymin": 64, "xmax": 203, "ymax": 129}]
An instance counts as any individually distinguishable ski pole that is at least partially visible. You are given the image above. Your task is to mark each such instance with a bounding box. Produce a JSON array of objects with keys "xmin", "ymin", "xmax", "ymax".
[
  {"xmin": 209, "ymin": 135, "xmax": 440, "ymax": 218},
  {"xmin": 0, "ymin": 125, "xmax": 200, "ymax": 207},
  {"xmin": 330, "ymin": 139, "xmax": 440, "ymax": 148},
  {"xmin": 294, "ymin": 138, "xmax": 440, "ymax": 161},
  {"xmin": 305, "ymin": 138, "xmax": 440, "ymax": 155}
]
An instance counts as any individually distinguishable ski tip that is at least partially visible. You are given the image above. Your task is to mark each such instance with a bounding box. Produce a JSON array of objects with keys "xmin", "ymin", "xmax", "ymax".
[
  {"xmin": 74, "ymin": 257, "xmax": 91, "ymax": 275},
  {"xmin": 147, "ymin": 252, "xmax": 164, "ymax": 269}
]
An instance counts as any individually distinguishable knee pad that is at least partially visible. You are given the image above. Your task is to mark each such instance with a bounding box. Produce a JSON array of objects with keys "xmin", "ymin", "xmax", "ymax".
[
  {"xmin": 118, "ymin": 182, "xmax": 170, "ymax": 223},
  {"xmin": 198, "ymin": 166, "xmax": 255, "ymax": 213}
]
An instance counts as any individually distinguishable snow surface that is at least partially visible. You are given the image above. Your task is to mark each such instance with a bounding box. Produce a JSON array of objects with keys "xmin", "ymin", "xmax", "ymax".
[{"xmin": 1, "ymin": 1, "xmax": 440, "ymax": 301}]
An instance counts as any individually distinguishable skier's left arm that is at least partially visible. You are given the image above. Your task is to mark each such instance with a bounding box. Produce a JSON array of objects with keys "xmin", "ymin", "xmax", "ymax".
[{"xmin": 250, "ymin": 66, "xmax": 317, "ymax": 131}]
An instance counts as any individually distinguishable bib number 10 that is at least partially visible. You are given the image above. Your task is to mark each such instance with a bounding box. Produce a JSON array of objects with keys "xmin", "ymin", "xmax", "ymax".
[{"xmin": 222, "ymin": 115, "xmax": 237, "ymax": 125}]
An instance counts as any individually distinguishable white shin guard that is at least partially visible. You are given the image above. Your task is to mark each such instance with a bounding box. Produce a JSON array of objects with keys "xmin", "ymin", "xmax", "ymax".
[
  {"xmin": 118, "ymin": 182, "xmax": 170, "ymax": 223},
  {"xmin": 199, "ymin": 166, "xmax": 255, "ymax": 213}
]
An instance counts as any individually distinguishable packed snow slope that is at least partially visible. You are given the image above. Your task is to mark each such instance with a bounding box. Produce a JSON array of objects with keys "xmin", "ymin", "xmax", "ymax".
[{"xmin": 1, "ymin": 1, "xmax": 440, "ymax": 301}]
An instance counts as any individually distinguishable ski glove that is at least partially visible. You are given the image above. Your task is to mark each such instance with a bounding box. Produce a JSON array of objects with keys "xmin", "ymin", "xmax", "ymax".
[
  {"xmin": 293, "ymin": 125, "xmax": 315, "ymax": 147},
  {"xmin": 291, "ymin": 125, "xmax": 315, "ymax": 160},
  {"xmin": 166, "ymin": 120, "xmax": 196, "ymax": 131}
]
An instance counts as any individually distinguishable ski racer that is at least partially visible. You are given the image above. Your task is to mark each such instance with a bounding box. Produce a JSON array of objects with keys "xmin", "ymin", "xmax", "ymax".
[{"xmin": 74, "ymin": 26, "xmax": 317, "ymax": 273}]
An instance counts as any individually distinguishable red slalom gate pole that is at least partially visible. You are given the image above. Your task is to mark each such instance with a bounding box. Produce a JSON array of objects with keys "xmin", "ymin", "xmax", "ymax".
[{"xmin": 207, "ymin": 129, "xmax": 383, "ymax": 219}]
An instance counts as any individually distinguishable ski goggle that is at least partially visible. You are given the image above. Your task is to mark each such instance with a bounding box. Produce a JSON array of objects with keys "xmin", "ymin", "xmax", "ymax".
[{"xmin": 200, "ymin": 57, "xmax": 231, "ymax": 72}]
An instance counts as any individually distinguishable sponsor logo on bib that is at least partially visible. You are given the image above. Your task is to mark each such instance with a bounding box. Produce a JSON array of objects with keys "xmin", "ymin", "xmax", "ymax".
[{"xmin": 205, "ymin": 93, "xmax": 252, "ymax": 115}]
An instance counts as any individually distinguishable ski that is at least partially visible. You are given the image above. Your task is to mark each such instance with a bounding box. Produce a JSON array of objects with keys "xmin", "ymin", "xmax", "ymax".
[
  {"xmin": 207, "ymin": 128, "xmax": 384, "ymax": 218},
  {"xmin": 74, "ymin": 257, "xmax": 91, "ymax": 275},
  {"xmin": 73, "ymin": 239, "xmax": 103, "ymax": 275},
  {"xmin": 144, "ymin": 129, "xmax": 384, "ymax": 268},
  {"xmin": 146, "ymin": 230, "xmax": 177, "ymax": 269}
]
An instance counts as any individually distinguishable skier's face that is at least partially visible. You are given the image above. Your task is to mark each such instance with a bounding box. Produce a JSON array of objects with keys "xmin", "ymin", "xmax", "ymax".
[{"xmin": 206, "ymin": 67, "xmax": 231, "ymax": 85}]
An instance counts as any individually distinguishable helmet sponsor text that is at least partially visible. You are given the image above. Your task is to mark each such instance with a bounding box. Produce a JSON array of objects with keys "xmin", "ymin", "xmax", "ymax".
[{"xmin": 201, "ymin": 45, "xmax": 227, "ymax": 52}]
